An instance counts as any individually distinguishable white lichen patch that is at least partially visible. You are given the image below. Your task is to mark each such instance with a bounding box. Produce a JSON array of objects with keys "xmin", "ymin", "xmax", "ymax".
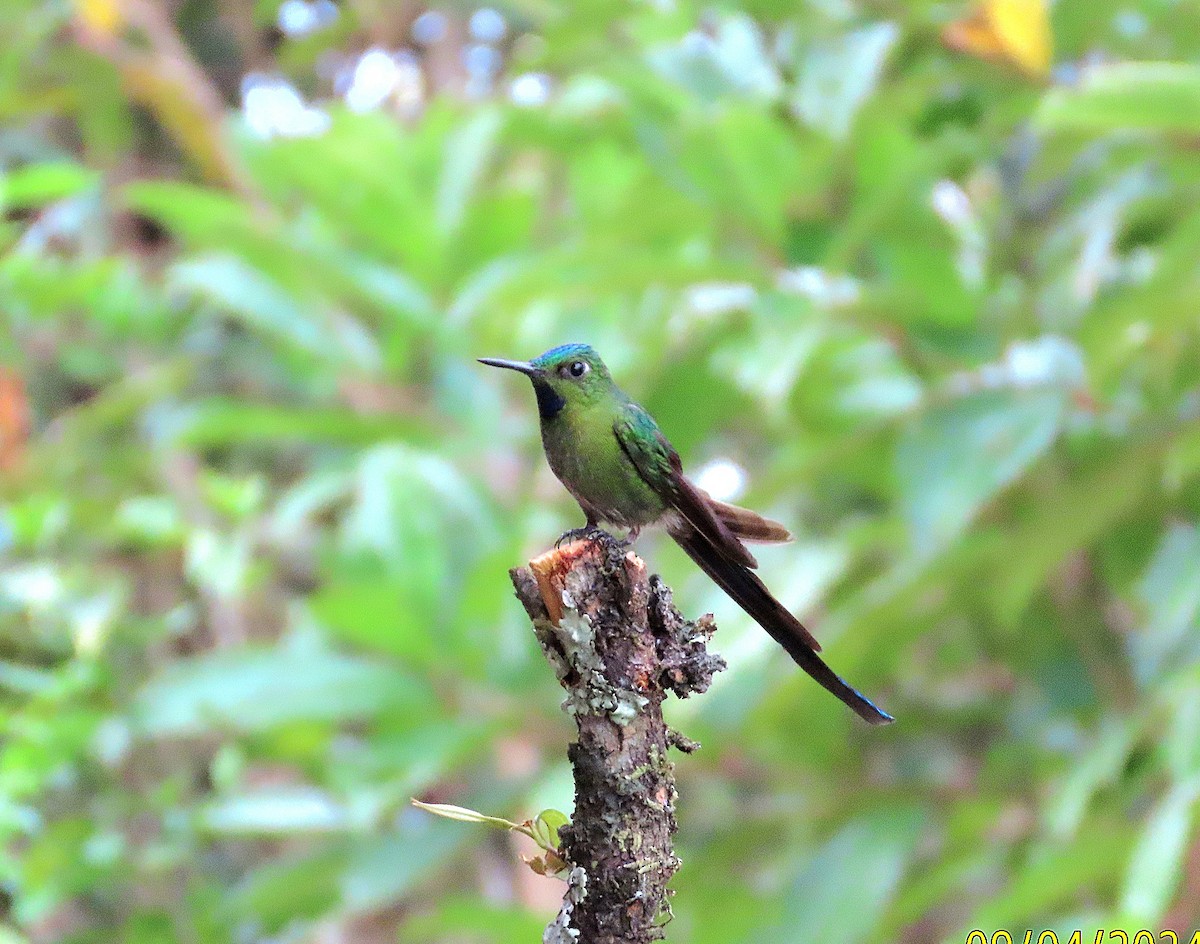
[
  {"xmin": 567, "ymin": 866, "xmax": 588, "ymax": 902},
  {"xmin": 557, "ymin": 610, "xmax": 595, "ymax": 655},
  {"xmin": 548, "ymin": 608, "xmax": 648, "ymax": 726},
  {"xmin": 542, "ymin": 867, "xmax": 588, "ymax": 944},
  {"xmin": 610, "ymin": 694, "xmax": 647, "ymax": 726}
]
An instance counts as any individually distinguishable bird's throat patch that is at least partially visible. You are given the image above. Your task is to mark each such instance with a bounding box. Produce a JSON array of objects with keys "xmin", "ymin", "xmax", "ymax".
[{"xmin": 532, "ymin": 379, "xmax": 565, "ymax": 420}]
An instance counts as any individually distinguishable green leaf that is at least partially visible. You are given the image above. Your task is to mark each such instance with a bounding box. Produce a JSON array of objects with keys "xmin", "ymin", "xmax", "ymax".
[
  {"xmin": 1037, "ymin": 63, "xmax": 1200, "ymax": 135},
  {"xmin": 1045, "ymin": 718, "xmax": 1140, "ymax": 839},
  {"xmin": 200, "ymin": 788, "xmax": 352, "ymax": 835},
  {"xmin": 1121, "ymin": 777, "xmax": 1200, "ymax": 922},
  {"xmin": 967, "ymin": 826, "xmax": 1132, "ymax": 931},
  {"xmin": 647, "ymin": 13, "xmax": 782, "ymax": 102},
  {"xmin": 198, "ymin": 470, "xmax": 265, "ymax": 520},
  {"xmin": 0, "ymin": 163, "xmax": 100, "ymax": 209},
  {"xmin": 531, "ymin": 809, "xmax": 569, "ymax": 850},
  {"xmin": 169, "ymin": 254, "xmax": 376, "ymax": 368},
  {"xmin": 113, "ymin": 495, "xmax": 184, "ymax": 547},
  {"xmin": 338, "ymin": 446, "xmax": 495, "ymax": 654},
  {"xmin": 131, "ymin": 638, "xmax": 430, "ymax": 736},
  {"xmin": 241, "ymin": 110, "xmax": 439, "ymax": 275},
  {"xmin": 896, "ymin": 389, "xmax": 1066, "ymax": 556},
  {"xmin": 436, "ymin": 107, "xmax": 503, "ymax": 238},
  {"xmin": 769, "ymin": 808, "xmax": 923, "ymax": 944},
  {"xmin": 226, "ymin": 846, "xmax": 345, "ymax": 930},
  {"xmin": 122, "ymin": 181, "xmax": 255, "ymax": 243},
  {"xmin": 341, "ymin": 822, "xmax": 470, "ymax": 912},
  {"xmin": 793, "ymin": 22, "xmax": 900, "ymax": 140},
  {"xmin": 308, "ymin": 573, "xmax": 440, "ymax": 664},
  {"xmin": 988, "ymin": 443, "xmax": 1160, "ymax": 623},
  {"xmin": 1046, "ymin": 719, "xmax": 1137, "ymax": 839},
  {"xmin": 399, "ymin": 896, "xmax": 546, "ymax": 944},
  {"xmin": 167, "ymin": 398, "xmax": 428, "ymax": 448},
  {"xmin": 1132, "ymin": 523, "xmax": 1200, "ymax": 685}
]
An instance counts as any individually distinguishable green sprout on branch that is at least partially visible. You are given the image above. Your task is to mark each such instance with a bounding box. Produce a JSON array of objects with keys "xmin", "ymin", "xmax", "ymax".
[{"xmin": 411, "ymin": 799, "xmax": 571, "ymax": 879}]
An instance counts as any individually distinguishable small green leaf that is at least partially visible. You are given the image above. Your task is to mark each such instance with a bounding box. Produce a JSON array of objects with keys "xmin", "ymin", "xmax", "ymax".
[
  {"xmin": 647, "ymin": 13, "xmax": 782, "ymax": 102},
  {"xmin": 309, "ymin": 577, "xmax": 435, "ymax": 662},
  {"xmin": 225, "ymin": 847, "xmax": 344, "ymax": 929},
  {"xmin": 123, "ymin": 180, "xmax": 253, "ymax": 243},
  {"xmin": 531, "ymin": 809, "xmax": 570, "ymax": 850},
  {"xmin": 198, "ymin": 470, "xmax": 265, "ymax": 520}
]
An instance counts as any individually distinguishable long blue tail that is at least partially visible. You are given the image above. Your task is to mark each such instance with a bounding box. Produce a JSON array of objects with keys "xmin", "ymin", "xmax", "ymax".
[{"xmin": 668, "ymin": 521, "xmax": 894, "ymax": 725}]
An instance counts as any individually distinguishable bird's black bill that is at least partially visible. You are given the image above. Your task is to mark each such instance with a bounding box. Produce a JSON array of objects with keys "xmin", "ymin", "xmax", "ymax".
[
  {"xmin": 480, "ymin": 356, "xmax": 564, "ymax": 419},
  {"xmin": 478, "ymin": 357, "xmax": 539, "ymax": 376}
]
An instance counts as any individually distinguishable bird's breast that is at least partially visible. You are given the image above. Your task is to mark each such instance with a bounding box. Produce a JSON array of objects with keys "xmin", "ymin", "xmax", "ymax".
[{"xmin": 540, "ymin": 411, "xmax": 667, "ymax": 528}]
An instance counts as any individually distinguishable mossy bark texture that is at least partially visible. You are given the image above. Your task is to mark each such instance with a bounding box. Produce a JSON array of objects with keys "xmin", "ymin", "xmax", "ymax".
[{"xmin": 510, "ymin": 539, "xmax": 725, "ymax": 944}]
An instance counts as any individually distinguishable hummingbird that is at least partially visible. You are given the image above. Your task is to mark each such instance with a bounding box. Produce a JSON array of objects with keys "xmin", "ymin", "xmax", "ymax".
[{"xmin": 479, "ymin": 343, "xmax": 893, "ymax": 725}]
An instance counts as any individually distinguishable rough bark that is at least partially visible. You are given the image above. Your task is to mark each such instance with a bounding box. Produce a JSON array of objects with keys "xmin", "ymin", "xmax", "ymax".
[{"xmin": 510, "ymin": 538, "xmax": 725, "ymax": 944}]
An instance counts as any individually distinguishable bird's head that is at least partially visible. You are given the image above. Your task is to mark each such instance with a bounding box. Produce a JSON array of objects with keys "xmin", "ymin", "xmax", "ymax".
[{"xmin": 478, "ymin": 343, "xmax": 615, "ymax": 419}]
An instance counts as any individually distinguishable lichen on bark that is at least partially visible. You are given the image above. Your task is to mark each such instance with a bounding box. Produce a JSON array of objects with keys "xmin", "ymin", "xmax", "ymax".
[{"xmin": 511, "ymin": 538, "xmax": 725, "ymax": 944}]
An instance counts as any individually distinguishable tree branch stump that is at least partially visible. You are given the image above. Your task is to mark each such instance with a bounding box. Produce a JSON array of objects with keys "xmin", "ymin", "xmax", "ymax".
[{"xmin": 510, "ymin": 538, "xmax": 725, "ymax": 944}]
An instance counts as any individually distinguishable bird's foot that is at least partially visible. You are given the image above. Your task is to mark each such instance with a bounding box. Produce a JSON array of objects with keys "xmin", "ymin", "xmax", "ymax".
[
  {"xmin": 555, "ymin": 525, "xmax": 615, "ymax": 549},
  {"xmin": 555, "ymin": 527, "xmax": 631, "ymax": 574}
]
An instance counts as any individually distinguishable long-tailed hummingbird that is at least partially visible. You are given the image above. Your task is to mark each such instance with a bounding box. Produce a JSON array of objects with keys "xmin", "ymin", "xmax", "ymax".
[{"xmin": 480, "ymin": 344, "xmax": 893, "ymax": 725}]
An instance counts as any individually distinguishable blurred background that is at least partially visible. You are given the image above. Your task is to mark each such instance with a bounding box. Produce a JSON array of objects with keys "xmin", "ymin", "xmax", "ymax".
[{"xmin": 2, "ymin": 0, "xmax": 1200, "ymax": 941}]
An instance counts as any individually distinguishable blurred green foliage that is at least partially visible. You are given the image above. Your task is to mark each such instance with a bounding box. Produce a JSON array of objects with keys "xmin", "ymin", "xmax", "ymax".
[{"xmin": 3, "ymin": 1, "xmax": 1200, "ymax": 942}]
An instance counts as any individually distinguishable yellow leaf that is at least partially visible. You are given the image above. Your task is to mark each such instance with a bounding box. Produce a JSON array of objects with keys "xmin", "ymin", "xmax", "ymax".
[
  {"xmin": 988, "ymin": 0, "xmax": 1052, "ymax": 74},
  {"xmin": 75, "ymin": 0, "xmax": 122, "ymax": 37},
  {"xmin": 122, "ymin": 62, "xmax": 244, "ymax": 190},
  {"xmin": 943, "ymin": 0, "xmax": 1052, "ymax": 77}
]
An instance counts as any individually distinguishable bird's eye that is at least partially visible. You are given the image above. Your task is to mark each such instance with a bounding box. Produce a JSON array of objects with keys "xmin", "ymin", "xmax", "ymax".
[{"xmin": 563, "ymin": 360, "xmax": 589, "ymax": 378}]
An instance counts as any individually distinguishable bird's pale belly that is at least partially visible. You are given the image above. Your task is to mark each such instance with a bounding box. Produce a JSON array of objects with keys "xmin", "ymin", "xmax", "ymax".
[{"xmin": 541, "ymin": 420, "xmax": 667, "ymax": 528}]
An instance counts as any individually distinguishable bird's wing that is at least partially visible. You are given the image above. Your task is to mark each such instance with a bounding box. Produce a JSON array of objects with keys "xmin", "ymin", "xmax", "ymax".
[
  {"xmin": 613, "ymin": 403, "xmax": 757, "ymax": 569},
  {"xmin": 613, "ymin": 401, "xmax": 823, "ymax": 653},
  {"xmin": 614, "ymin": 405, "xmax": 894, "ymax": 725}
]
